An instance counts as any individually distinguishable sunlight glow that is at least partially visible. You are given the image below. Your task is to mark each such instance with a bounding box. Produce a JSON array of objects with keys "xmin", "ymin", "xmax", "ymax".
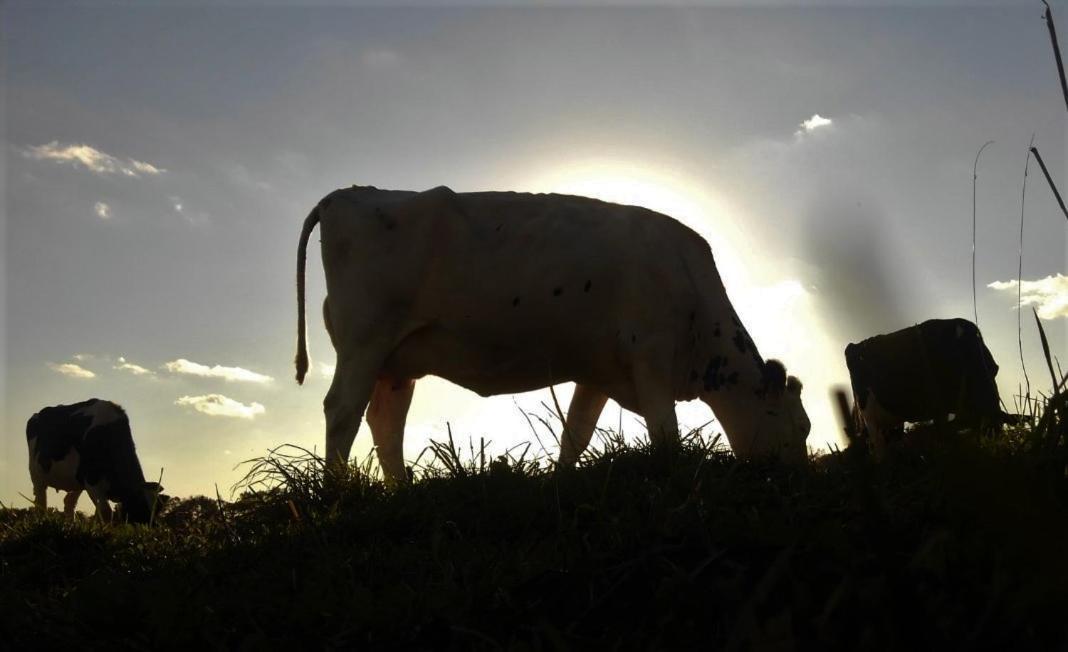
[
  {"xmin": 525, "ymin": 158, "xmax": 750, "ymax": 288},
  {"xmin": 522, "ymin": 159, "xmax": 842, "ymax": 451}
]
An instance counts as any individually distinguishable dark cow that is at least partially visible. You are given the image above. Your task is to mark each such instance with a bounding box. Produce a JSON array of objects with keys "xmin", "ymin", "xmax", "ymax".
[
  {"xmin": 845, "ymin": 318, "xmax": 1004, "ymax": 456},
  {"xmin": 27, "ymin": 399, "xmax": 163, "ymax": 523}
]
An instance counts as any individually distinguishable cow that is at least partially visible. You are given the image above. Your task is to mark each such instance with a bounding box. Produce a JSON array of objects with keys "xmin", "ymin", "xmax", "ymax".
[
  {"xmin": 844, "ymin": 318, "xmax": 1005, "ymax": 457},
  {"xmin": 295, "ymin": 185, "xmax": 811, "ymax": 483},
  {"xmin": 27, "ymin": 398, "xmax": 163, "ymax": 523}
]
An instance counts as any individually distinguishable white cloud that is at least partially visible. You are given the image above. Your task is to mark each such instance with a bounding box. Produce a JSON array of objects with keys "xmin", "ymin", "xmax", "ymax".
[
  {"xmin": 163, "ymin": 358, "xmax": 273, "ymax": 383},
  {"xmin": 23, "ymin": 141, "xmax": 164, "ymax": 177},
  {"xmin": 988, "ymin": 274, "xmax": 1068, "ymax": 320},
  {"xmin": 114, "ymin": 356, "xmax": 153, "ymax": 376},
  {"xmin": 94, "ymin": 201, "xmax": 112, "ymax": 220},
  {"xmin": 794, "ymin": 114, "xmax": 834, "ymax": 138},
  {"xmin": 48, "ymin": 362, "xmax": 96, "ymax": 379},
  {"xmin": 167, "ymin": 195, "xmax": 210, "ymax": 226},
  {"xmin": 175, "ymin": 394, "xmax": 265, "ymax": 419}
]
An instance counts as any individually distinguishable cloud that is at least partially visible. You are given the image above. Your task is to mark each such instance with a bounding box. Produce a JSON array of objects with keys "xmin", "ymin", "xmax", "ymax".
[
  {"xmin": 175, "ymin": 394, "xmax": 265, "ymax": 419},
  {"xmin": 48, "ymin": 362, "xmax": 96, "ymax": 379},
  {"xmin": 988, "ymin": 274, "xmax": 1068, "ymax": 320},
  {"xmin": 94, "ymin": 201, "xmax": 112, "ymax": 220},
  {"xmin": 163, "ymin": 358, "xmax": 273, "ymax": 383},
  {"xmin": 114, "ymin": 356, "xmax": 153, "ymax": 376},
  {"xmin": 798, "ymin": 113, "xmax": 833, "ymax": 135},
  {"xmin": 22, "ymin": 141, "xmax": 165, "ymax": 177},
  {"xmin": 168, "ymin": 195, "xmax": 210, "ymax": 226}
]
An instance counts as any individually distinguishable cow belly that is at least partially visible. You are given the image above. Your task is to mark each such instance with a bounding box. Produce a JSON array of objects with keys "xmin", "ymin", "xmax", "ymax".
[
  {"xmin": 31, "ymin": 448, "xmax": 84, "ymax": 492},
  {"xmin": 380, "ymin": 324, "xmax": 606, "ymax": 396}
]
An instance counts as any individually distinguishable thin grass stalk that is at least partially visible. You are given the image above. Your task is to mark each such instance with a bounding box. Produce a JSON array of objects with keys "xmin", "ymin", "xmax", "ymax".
[
  {"xmin": 1018, "ymin": 137, "xmax": 1035, "ymax": 401},
  {"xmin": 1042, "ymin": 0, "xmax": 1068, "ymax": 112},
  {"xmin": 972, "ymin": 140, "xmax": 994, "ymax": 327},
  {"xmin": 1033, "ymin": 308, "xmax": 1060, "ymax": 399},
  {"xmin": 1028, "ymin": 145, "xmax": 1068, "ymax": 222},
  {"xmin": 150, "ymin": 467, "xmax": 165, "ymax": 527},
  {"xmin": 547, "ymin": 384, "xmax": 571, "ymax": 457},
  {"xmin": 514, "ymin": 398, "xmax": 554, "ymax": 459}
]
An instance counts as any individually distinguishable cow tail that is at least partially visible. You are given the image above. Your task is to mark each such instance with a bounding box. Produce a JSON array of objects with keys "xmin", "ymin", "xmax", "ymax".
[{"xmin": 295, "ymin": 204, "xmax": 322, "ymax": 385}]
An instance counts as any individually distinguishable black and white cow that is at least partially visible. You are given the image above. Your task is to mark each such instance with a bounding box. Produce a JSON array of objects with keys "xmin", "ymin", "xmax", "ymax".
[
  {"xmin": 844, "ymin": 318, "xmax": 1005, "ymax": 455},
  {"xmin": 27, "ymin": 398, "xmax": 163, "ymax": 523}
]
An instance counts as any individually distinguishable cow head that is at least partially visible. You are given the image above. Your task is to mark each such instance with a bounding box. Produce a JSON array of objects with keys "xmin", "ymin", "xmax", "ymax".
[
  {"xmin": 710, "ymin": 359, "xmax": 811, "ymax": 465},
  {"xmin": 116, "ymin": 481, "xmax": 168, "ymax": 524}
]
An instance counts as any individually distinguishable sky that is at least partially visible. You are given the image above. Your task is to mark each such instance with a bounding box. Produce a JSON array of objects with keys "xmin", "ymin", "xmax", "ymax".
[{"xmin": 3, "ymin": 2, "xmax": 1066, "ymax": 508}]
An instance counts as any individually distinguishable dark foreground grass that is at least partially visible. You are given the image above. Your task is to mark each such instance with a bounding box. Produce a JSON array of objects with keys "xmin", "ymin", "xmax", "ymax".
[{"xmin": 3, "ymin": 427, "xmax": 1068, "ymax": 650}]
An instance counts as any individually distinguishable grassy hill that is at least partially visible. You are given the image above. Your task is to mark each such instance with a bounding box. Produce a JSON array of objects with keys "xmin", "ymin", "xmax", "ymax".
[{"xmin": 3, "ymin": 418, "xmax": 1067, "ymax": 650}]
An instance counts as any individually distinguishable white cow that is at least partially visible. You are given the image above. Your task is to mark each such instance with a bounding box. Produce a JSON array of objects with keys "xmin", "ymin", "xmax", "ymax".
[{"xmin": 295, "ymin": 185, "xmax": 810, "ymax": 482}]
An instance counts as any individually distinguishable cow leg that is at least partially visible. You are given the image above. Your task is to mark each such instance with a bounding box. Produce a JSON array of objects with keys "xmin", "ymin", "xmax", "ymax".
[
  {"xmin": 32, "ymin": 482, "xmax": 47, "ymax": 512},
  {"xmin": 632, "ymin": 349, "xmax": 680, "ymax": 449},
  {"xmin": 365, "ymin": 378, "xmax": 416, "ymax": 485},
  {"xmin": 63, "ymin": 489, "xmax": 82, "ymax": 518},
  {"xmin": 86, "ymin": 485, "xmax": 113, "ymax": 523},
  {"xmin": 558, "ymin": 384, "xmax": 609, "ymax": 468},
  {"xmin": 323, "ymin": 354, "xmax": 381, "ymax": 469},
  {"xmin": 859, "ymin": 391, "xmax": 901, "ymax": 460}
]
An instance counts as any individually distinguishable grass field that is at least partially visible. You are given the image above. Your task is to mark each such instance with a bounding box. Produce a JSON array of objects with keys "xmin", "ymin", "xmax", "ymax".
[{"xmin": 3, "ymin": 410, "xmax": 1067, "ymax": 650}]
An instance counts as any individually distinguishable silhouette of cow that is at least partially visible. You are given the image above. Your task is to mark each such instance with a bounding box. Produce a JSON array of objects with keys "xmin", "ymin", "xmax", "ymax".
[
  {"xmin": 845, "ymin": 318, "xmax": 1005, "ymax": 456},
  {"xmin": 27, "ymin": 398, "xmax": 163, "ymax": 523},
  {"xmin": 295, "ymin": 185, "xmax": 811, "ymax": 482}
]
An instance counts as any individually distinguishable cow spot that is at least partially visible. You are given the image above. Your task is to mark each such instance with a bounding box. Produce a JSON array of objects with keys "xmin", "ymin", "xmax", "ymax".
[
  {"xmin": 689, "ymin": 310, "xmax": 696, "ymax": 322},
  {"xmin": 584, "ymin": 280, "xmax": 592, "ymax": 292},
  {"xmin": 713, "ymin": 322, "xmax": 721, "ymax": 337},
  {"xmin": 732, "ymin": 329, "xmax": 749, "ymax": 353},
  {"xmin": 512, "ymin": 296, "xmax": 521, "ymax": 307},
  {"xmin": 631, "ymin": 334, "xmax": 637, "ymax": 344},
  {"xmin": 703, "ymin": 355, "xmax": 729, "ymax": 391},
  {"xmin": 496, "ymin": 224, "xmax": 503, "ymax": 232},
  {"xmin": 553, "ymin": 287, "xmax": 563, "ymax": 297}
]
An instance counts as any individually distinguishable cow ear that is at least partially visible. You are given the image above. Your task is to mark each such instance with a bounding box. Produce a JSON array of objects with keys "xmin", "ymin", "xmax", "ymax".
[
  {"xmin": 786, "ymin": 375, "xmax": 803, "ymax": 396},
  {"xmin": 763, "ymin": 359, "xmax": 787, "ymax": 394}
]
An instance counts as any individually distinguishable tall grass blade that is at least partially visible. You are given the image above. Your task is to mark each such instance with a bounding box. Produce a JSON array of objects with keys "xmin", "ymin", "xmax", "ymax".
[
  {"xmin": 972, "ymin": 140, "xmax": 994, "ymax": 327},
  {"xmin": 1033, "ymin": 307, "xmax": 1060, "ymax": 399},
  {"xmin": 1017, "ymin": 137, "xmax": 1034, "ymax": 401},
  {"xmin": 1029, "ymin": 145, "xmax": 1068, "ymax": 222},
  {"xmin": 1042, "ymin": 0, "xmax": 1068, "ymax": 112}
]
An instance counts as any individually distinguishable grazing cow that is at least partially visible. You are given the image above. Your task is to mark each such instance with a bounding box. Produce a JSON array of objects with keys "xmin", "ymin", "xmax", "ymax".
[
  {"xmin": 295, "ymin": 185, "xmax": 811, "ymax": 482},
  {"xmin": 844, "ymin": 318, "xmax": 1005, "ymax": 455},
  {"xmin": 27, "ymin": 399, "xmax": 162, "ymax": 523}
]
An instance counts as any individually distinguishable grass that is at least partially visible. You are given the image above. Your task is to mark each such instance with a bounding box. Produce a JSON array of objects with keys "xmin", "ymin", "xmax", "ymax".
[{"xmin": 3, "ymin": 412, "xmax": 1067, "ymax": 650}]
